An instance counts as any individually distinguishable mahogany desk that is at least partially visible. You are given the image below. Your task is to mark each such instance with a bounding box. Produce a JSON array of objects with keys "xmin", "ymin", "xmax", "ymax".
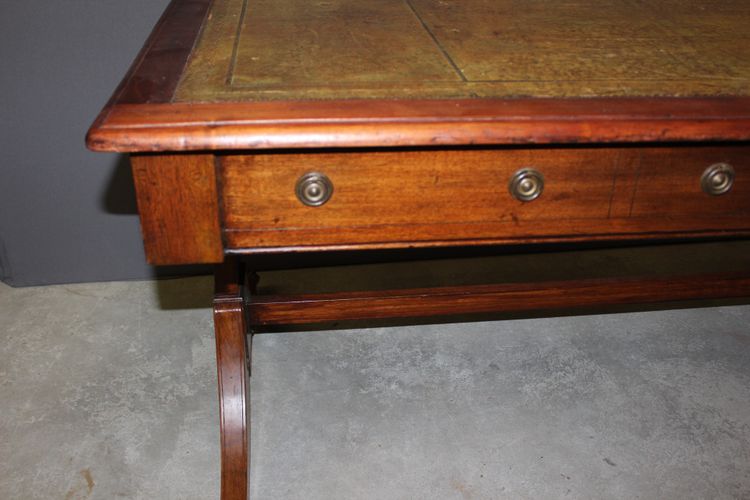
[{"xmin": 88, "ymin": 0, "xmax": 750, "ymax": 498}]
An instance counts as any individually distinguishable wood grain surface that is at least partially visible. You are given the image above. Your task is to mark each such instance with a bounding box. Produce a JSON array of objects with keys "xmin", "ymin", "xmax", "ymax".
[
  {"xmin": 214, "ymin": 260, "xmax": 250, "ymax": 500},
  {"xmin": 87, "ymin": 97, "xmax": 750, "ymax": 152},
  {"xmin": 118, "ymin": 0, "xmax": 211, "ymax": 104},
  {"xmin": 87, "ymin": 0, "xmax": 211, "ymax": 138},
  {"xmin": 220, "ymin": 145, "xmax": 750, "ymax": 250},
  {"xmin": 248, "ymin": 272, "xmax": 750, "ymax": 325},
  {"xmin": 88, "ymin": 2, "xmax": 750, "ymax": 498},
  {"xmin": 130, "ymin": 154, "xmax": 223, "ymax": 264}
]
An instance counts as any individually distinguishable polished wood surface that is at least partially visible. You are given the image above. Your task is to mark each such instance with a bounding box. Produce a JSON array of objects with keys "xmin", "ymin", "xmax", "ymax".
[
  {"xmin": 130, "ymin": 154, "xmax": 223, "ymax": 264},
  {"xmin": 86, "ymin": 0, "xmax": 750, "ymax": 152},
  {"xmin": 177, "ymin": 0, "xmax": 750, "ymax": 101},
  {"xmin": 86, "ymin": 1, "xmax": 750, "ymax": 498},
  {"xmin": 214, "ymin": 261, "xmax": 250, "ymax": 500},
  {"xmin": 87, "ymin": 97, "xmax": 750, "ymax": 152},
  {"xmin": 221, "ymin": 147, "xmax": 614, "ymax": 245},
  {"xmin": 632, "ymin": 148, "xmax": 750, "ymax": 217},
  {"xmin": 119, "ymin": 0, "xmax": 211, "ymax": 104},
  {"xmin": 87, "ymin": 0, "xmax": 210, "ymax": 139},
  {"xmin": 221, "ymin": 146, "xmax": 750, "ymax": 250},
  {"xmin": 249, "ymin": 272, "xmax": 750, "ymax": 325}
]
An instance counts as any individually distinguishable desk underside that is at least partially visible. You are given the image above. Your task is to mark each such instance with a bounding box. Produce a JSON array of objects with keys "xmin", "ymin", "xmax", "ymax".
[{"xmin": 176, "ymin": 0, "xmax": 750, "ymax": 101}]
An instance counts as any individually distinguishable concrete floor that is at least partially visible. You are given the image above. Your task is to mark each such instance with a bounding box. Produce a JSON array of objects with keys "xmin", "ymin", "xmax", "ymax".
[{"xmin": 2, "ymin": 271, "xmax": 750, "ymax": 499}]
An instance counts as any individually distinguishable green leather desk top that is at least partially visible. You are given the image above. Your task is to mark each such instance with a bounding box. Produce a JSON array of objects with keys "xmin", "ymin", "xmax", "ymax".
[{"xmin": 175, "ymin": 0, "xmax": 750, "ymax": 102}]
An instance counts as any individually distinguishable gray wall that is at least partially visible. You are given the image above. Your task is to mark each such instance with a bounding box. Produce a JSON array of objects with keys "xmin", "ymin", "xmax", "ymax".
[{"xmin": 0, "ymin": 0, "xmax": 207, "ymax": 286}]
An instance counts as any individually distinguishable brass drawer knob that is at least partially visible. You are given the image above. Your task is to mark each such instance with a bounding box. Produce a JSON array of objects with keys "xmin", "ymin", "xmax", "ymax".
[
  {"xmin": 296, "ymin": 172, "xmax": 333, "ymax": 206},
  {"xmin": 509, "ymin": 168, "xmax": 544, "ymax": 202},
  {"xmin": 701, "ymin": 163, "xmax": 735, "ymax": 196}
]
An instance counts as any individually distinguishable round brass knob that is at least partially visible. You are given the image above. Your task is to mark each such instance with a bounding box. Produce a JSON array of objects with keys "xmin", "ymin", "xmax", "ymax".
[
  {"xmin": 701, "ymin": 163, "xmax": 735, "ymax": 196},
  {"xmin": 296, "ymin": 172, "xmax": 333, "ymax": 206},
  {"xmin": 509, "ymin": 168, "xmax": 544, "ymax": 202}
]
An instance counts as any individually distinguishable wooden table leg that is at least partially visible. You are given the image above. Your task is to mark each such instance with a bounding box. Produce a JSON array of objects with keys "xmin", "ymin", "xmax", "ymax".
[{"xmin": 214, "ymin": 260, "xmax": 250, "ymax": 500}]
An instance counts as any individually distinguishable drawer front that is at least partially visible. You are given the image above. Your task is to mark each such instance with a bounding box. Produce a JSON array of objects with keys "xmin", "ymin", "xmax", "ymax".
[
  {"xmin": 219, "ymin": 146, "xmax": 750, "ymax": 250},
  {"xmin": 630, "ymin": 147, "xmax": 750, "ymax": 217}
]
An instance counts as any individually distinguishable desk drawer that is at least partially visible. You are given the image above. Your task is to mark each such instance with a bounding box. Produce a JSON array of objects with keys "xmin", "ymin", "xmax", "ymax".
[
  {"xmin": 219, "ymin": 146, "xmax": 750, "ymax": 250},
  {"xmin": 630, "ymin": 147, "xmax": 750, "ymax": 217},
  {"xmin": 220, "ymin": 148, "xmax": 616, "ymax": 247}
]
